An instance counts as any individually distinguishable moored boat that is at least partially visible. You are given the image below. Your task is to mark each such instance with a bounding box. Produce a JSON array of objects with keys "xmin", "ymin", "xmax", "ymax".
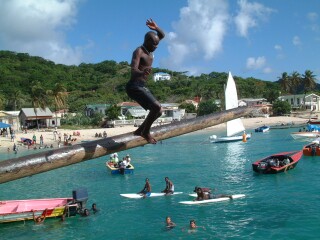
[
  {"xmin": 210, "ymin": 72, "xmax": 251, "ymax": 143},
  {"xmin": 252, "ymin": 150, "xmax": 302, "ymax": 174},
  {"xmin": 255, "ymin": 125, "xmax": 270, "ymax": 132},
  {"xmin": 303, "ymin": 138, "xmax": 320, "ymax": 156},
  {"xmin": 0, "ymin": 189, "xmax": 88, "ymax": 223}
]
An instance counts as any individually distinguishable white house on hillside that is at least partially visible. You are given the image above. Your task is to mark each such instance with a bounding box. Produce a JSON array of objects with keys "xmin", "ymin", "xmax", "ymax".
[
  {"xmin": 278, "ymin": 93, "xmax": 320, "ymax": 111},
  {"xmin": 153, "ymin": 72, "xmax": 171, "ymax": 81}
]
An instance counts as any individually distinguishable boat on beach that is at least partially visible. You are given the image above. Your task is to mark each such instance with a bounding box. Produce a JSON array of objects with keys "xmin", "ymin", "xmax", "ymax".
[
  {"xmin": 210, "ymin": 72, "xmax": 251, "ymax": 143},
  {"xmin": 0, "ymin": 189, "xmax": 88, "ymax": 223},
  {"xmin": 255, "ymin": 125, "xmax": 270, "ymax": 132},
  {"xmin": 252, "ymin": 150, "xmax": 302, "ymax": 174}
]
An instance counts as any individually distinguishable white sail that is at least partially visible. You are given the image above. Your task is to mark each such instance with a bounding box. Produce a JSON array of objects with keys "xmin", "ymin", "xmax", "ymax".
[{"xmin": 225, "ymin": 72, "xmax": 245, "ymax": 137}]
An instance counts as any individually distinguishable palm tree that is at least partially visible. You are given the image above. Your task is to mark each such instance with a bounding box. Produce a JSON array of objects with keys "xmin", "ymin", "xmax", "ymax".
[
  {"xmin": 289, "ymin": 71, "xmax": 301, "ymax": 94},
  {"xmin": 9, "ymin": 89, "xmax": 24, "ymax": 110},
  {"xmin": 278, "ymin": 72, "xmax": 290, "ymax": 93},
  {"xmin": 302, "ymin": 70, "xmax": 317, "ymax": 92},
  {"xmin": 289, "ymin": 71, "xmax": 301, "ymax": 109},
  {"xmin": 302, "ymin": 70, "xmax": 317, "ymax": 110},
  {"xmin": 31, "ymin": 82, "xmax": 49, "ymax": 129},
  {"xmin": 47, "ymin": 83, "xmax": 68, "ymax": 127}
]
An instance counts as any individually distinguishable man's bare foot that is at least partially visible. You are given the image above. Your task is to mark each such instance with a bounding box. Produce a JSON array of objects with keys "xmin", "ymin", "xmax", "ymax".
[{"xmin": 133, "ymin": 130, "xmax": 157, "ymax": 144}]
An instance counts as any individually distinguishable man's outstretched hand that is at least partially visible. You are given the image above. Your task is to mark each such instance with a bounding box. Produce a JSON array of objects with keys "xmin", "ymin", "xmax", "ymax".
[{"xmin": 146, "ymin": 18, "xmax": 158, "ymax": 30}]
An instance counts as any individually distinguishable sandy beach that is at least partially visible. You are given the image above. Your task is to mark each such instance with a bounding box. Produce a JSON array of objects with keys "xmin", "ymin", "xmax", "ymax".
[{"xmin": 0, "ymin": 116, "xmax": 308, "ymax": 154}]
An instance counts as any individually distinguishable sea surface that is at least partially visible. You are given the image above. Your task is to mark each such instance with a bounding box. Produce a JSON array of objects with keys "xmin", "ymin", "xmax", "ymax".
[{"xmin": 0, "ymin": 127, "xmax": 320, "ymax": 240}]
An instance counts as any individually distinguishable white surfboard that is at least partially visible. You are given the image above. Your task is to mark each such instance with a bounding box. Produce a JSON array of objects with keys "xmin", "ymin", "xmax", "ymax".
[
  {"xmin": 179, "ymin": 194, "xmax": 245, "ymax": 205},
  {"xmin": 120, "ymin": 192, "xmax": 183, "ymax": 199}
]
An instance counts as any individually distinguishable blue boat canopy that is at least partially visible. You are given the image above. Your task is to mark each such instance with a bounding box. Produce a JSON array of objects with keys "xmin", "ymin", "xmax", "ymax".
[{"xmin": 0, "ymin": 122, "xmax": 11, "ymax": 128}]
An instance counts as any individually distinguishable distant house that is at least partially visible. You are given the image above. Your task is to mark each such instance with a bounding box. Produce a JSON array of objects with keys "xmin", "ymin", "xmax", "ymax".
[
  {"xmin": 118, "ymin": 102, "xmax": 144, "ymax": 119},
  {"xmin": 239, "ymin": 98, "xmax": 271, "ymax": 117},
  {"xmin": 85, "ymin": 104, "xmax": 111, "ymax": 117},
  {"xmin": 153, "ymin": 72, "xmax": 171, "ymax": 81},
  {"xmin": 2, "ymin": 111, "xmax": 20, "ymax": 131},
  {"xmin": 19, "ymin": 108, "xmax": 54, "ymax": 129},
  {"xmin": 125, "ymin": 107, "xmax": 147, "ymax": 119},
  {"xmin": 239, "ymin": 98, "xmax": 268, "ymax": 107},
  {"xmin": 278, "ymin": 93, "xmax": 320, "ymax": 111}
]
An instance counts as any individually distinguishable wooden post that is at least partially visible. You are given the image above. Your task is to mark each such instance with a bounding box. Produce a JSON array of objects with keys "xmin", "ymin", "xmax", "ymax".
[{"xmin": 0, "ymin": 107, "xmax": 256, "ymax": 184}]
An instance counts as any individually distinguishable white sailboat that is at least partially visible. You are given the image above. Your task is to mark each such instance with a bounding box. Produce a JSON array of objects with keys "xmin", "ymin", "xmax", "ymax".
[{"xmin": 209, "ymin": 72, "xmax": 251, "ymax": 143}]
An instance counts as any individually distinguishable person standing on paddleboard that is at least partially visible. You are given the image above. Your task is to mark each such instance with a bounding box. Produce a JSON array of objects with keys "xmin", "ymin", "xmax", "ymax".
[{"xmin": 126, "ymin": 18, "xmax": 165, "ymax": 144}]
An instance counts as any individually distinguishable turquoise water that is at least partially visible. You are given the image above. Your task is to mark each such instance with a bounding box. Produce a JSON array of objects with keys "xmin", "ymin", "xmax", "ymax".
[{"xmin": 1, "ymin": 127, "xmax": 320, "ymax": 239}]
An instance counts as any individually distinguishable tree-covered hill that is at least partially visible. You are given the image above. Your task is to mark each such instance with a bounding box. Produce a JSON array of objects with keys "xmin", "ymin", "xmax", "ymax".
[{"xmin": 0, "ymin": 50, "xmax": 316, "ymax": 113}]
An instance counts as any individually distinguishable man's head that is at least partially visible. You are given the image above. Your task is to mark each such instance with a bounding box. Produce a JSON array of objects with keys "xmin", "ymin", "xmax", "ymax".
[{"xmin": 143, "ymin": 31, "xmax": 159, "ymax": 52}]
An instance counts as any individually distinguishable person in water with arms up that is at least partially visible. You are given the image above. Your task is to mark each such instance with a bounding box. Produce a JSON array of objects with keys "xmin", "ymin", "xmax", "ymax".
[{"xmin": 126, "ymin": 18, "xmax": 165, "ymax": 144}]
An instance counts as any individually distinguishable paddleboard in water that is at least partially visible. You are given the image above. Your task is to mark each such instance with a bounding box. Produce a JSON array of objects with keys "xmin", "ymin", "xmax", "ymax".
[
  {"xmin": 180, "ymin": 194, "xmax": 245, "ymax": 205},
  {"xmin": 120, "ymin": 192, "xmax": 183, "ymax": 199}
]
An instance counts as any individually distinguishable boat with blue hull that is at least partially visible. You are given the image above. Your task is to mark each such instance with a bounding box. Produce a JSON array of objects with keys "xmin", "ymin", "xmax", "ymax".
[
  {"xmin": 255, "ymin": 125, "xmax": 270, "ymax": 132},
  {"xmin": 106, "ymin": 162, "xmax": 134, "ymax": 174}
]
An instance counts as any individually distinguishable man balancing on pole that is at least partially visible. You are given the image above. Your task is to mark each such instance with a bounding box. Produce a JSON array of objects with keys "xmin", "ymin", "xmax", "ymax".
[{"xmin": 126, "ymin": 18, "xmax": 165, "ymax": 144}]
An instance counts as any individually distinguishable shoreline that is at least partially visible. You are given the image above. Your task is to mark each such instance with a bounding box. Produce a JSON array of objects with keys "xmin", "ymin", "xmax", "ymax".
[{"xmin": 0, "ymin": 116, "xmax": 308, "ymax": 154}]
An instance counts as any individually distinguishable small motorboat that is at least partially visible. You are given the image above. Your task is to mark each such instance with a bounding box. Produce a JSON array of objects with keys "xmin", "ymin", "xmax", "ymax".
[
  {"xmin": 303, "ymin": 138, "xmax": 320, "ymax": 156},
  {"xmin": 106, "ymin": 161, "xmax": 134, "ymax": 175},
  {"xmin": 252, "ymin": 150, "xmax": 302, "ymax": 174},
  {"xmin": 0, "ymin": 188, "xmax": 88, "ymax": 223},
  {"xmin": 255, "ymin": 125, "xmax": 270, "ymax": 132}
]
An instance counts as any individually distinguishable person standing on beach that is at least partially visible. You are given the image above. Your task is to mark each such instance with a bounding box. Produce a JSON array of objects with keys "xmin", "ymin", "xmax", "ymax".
[{"xmin": 126, "ymin": 18, "xmax": 165, "ymax": 144}]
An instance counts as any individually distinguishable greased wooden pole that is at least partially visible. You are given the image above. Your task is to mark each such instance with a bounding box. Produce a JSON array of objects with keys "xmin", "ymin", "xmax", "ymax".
[{"xmin": 0, "ymin": 107, "xmax": 257, "ymax": 184}]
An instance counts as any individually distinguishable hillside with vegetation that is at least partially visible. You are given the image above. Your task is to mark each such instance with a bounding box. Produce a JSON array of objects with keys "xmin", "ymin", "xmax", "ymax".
[{"xmin": 0, "ymin": 50, "xmax": 318, "ymax": 119}]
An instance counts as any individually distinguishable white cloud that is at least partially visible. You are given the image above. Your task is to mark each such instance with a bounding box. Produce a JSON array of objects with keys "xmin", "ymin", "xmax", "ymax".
[
  {"xmin": 274, "ymin": 44, "xmax": 282, "ymax": 51},
  {"xmin": 246, "ymin": 56, "xmax": 266, "ymax": 70},
  {"xmin": 292, "ymin": 36, "xmax": 301, "ymax": 46},
  {"xmin": 307, "ymin": 12, "xmax": 319, "ymax": 32},
  {"xmin": 161, "ymin": 0, "xmax": 229, "ymax": 73},
  {"xmin": 0, "ymin": 0, "xmax": 83, "ymax": 65},
  {"xmin": 234, "ymin": 0, "xmax": 274, "ymax": 37},
  {"xmin": 263, "ymin": 67, "xmax": 272, "ymax": 74},
  {"xmin": 274, "ymin": 44, "xmax": 284, "ymax": 59},
  {"xmin": 307, "ymin": 12, "xmax": 318, "ymax": 21}
]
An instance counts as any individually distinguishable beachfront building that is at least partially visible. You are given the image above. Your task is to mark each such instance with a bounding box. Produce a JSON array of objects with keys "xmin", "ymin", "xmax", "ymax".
[
  {"xmin": 153, "ymin": 72, "xmax": 171, "ymax": 82},
  {"xmin": 1, "ymin": 111, "xmax": 20, "ymax": 131},
  {"xmin": 239, "ymin": 98, "xmax": 271, "ymax": 117},
  {"xmin": 19, "ymin": 108, "xmax": 54, "ymax": 129},
  {"xmin": 278, "ymin": 93, "xmax": 320, "ymax": 111},
  {"xmin": 85, "ymin": 104, "xmax": 111, "ymax": 117}
]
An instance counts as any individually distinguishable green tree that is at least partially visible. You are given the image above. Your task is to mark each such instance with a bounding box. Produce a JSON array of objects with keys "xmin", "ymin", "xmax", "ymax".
[
  {"xmin": 47, "ymin": 83, "xmax": 68, "ymax": 127},
  {"xmin": 302, "ymin": 70, "xmax": 316, "ymax": 92},
  {"xmin": 7, "ymin": 89, "xmax": 24, "ymax": 110},
  {"xmin": 0, "ymin": 94, "xmax": 5, "ymax": 110},
  {"xmin": 278, "ymin": 72, "xmax": 290, "ymax": 93},
  {"xmin": 178, "ymin": 102, "xmax": 196, "ymax": 113},
  {"xmin": 105, "ymin": 104, "xmax": 121, "ymax": 120},
  {"xmin": 272, "ymin": 100, "xmax": 291, "ymax": 116},
  {"xmin": 31, "ymin": 82, "xmax": 49, "ymax": 129},
  {"xmin": 289, "ymin": 71, "xmax": 301, "ymax": 94},
  {"xmin": 197, "ymin": 100, "xmax": 219, "ymax": 116},
  {"xmin": 90, "ymin": 112, "xmax": 105, "ymax": 126}
]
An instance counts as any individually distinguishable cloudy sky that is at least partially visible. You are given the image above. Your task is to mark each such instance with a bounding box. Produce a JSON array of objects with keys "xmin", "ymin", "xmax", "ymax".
[{"xmin": 0, "ymin": 0, "xmax": 319, "ymax": 81}]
